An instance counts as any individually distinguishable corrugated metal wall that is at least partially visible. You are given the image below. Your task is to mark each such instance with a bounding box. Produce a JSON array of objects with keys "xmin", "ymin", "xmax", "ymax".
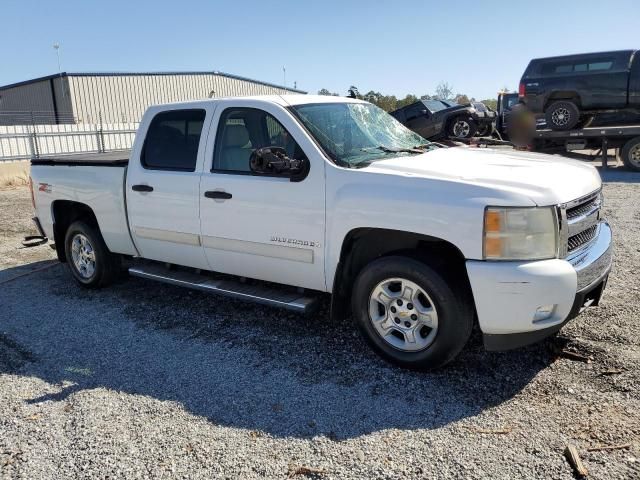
[
  {"xmin": 68, "ymin": 73, "xmax": 299, "ymax": 123},
  {"xmin": 0, "ymin": 78, "xmax": 69, "ymax": 124}
]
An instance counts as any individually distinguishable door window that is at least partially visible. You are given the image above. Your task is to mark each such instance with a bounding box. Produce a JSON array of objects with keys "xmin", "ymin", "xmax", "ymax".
[
  {"xmin": 405, "ymin": 104, "xmax": 426, "ymax": 120},
  {"xmin": 213, "ymin": 108, "xmax": 306, "ymax": 173},
  {"xmin": 141, "ymin": 109, "xmax": 206, "ymax": 171}
]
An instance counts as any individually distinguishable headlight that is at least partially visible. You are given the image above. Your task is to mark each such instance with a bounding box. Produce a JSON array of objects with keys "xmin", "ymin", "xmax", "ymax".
[{"xmin": 483, "ymin": 207, "xmax": 558, "ymax": 260}]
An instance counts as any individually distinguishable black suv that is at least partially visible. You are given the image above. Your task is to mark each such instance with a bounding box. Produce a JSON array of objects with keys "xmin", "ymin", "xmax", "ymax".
[
  {"xmin": 520, "ymin": 50, "xmax": 640, "ymax": 130},
  {"xmin": 390, "ymin": 99, "xmax": 493, "ymax": 139}
]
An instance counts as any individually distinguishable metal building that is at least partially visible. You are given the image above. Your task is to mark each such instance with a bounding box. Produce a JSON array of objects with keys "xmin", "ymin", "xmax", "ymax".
[{"xmin": 0, "ymin": 71, "xmax": 305, "ymax": 125}]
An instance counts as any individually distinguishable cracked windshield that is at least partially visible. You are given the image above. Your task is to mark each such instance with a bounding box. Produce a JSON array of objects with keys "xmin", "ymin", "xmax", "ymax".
[{"xmin": 292, "ymin": 102, "xmax": 432, "ymax": 167}]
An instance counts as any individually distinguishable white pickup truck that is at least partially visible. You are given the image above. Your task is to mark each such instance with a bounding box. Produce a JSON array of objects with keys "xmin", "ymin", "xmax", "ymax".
[{"xmin": 29, "ymin": 95, "xmax": 612, "ymax": 369}]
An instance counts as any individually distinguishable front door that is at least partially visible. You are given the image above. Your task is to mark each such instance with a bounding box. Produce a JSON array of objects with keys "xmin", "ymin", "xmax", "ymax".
[
  {"xmin": 199, "ymin": 101, "xmax": 326, "ymax": 291},
  {"xmin": 126, "ymin": 107, "xmax": 212, "ymax": 269}
]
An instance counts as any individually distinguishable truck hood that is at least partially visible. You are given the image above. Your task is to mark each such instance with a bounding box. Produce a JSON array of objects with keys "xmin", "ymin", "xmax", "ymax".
[{"xmin": 364, "ymin": 146, "xmax": 601, "ymax": 205}]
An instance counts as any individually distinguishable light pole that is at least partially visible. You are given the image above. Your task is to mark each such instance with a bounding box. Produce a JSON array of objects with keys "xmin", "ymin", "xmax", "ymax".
[
  {"xmin": 53, "ymin": 43, "xmax": 66, "ymax": 120},
  {"xmin": 283, "ymin": 66, "xmax": 286, "ymax": 88}
]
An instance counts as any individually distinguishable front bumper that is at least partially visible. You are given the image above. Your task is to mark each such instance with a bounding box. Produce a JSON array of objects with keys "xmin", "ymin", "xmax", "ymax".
[{"xmin": 466, "ymin": 221, "xmax": 612, "ymax": 351}]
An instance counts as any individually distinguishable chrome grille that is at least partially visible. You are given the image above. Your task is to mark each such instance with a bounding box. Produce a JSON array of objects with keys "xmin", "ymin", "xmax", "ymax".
[
  {"xmin": 561, "ymin": 190, "xmax": 602, "ymax": 257},
  {"xmin": 567, "ymin": 195, "xmax": 600, "ymax": 220},
  {"xmin": 568, "ymin": 225, "xmax": 598, "ymax": 252}
]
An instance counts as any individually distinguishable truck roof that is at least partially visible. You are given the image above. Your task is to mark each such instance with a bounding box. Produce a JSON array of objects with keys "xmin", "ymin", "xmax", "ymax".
[
  {"xmin": 529, "ymin": 49, "xmax": 636, "ymax": 63},
  {"xmin": 145, "ymin": 94, "xmax": 367, "ymax": 111}
]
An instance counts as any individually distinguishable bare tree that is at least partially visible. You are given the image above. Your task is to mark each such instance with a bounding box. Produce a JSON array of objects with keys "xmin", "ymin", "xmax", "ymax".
[{"xmin": 434, "ymin": 82, "xmax": 454, "ymax": 101}]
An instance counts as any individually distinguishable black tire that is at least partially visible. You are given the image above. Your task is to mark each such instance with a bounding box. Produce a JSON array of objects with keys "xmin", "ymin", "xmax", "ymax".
[
  {"xmin": 620, "ymin": 136, "xmax": 640, "ymax": 172},
  {"xmin": 351, "ymin": 256, "xmax": 474, "ymax": 370},
  {"xmin": 545, "ymin": 100, "xmax": 580, "ymax": 130},
  {"xmin": 447, "ymin": 117, "xmax": 478, "ymax": 139},
  {"xmin": 64, "ymin": 221, "xmax": 121, "ymax": 288}
]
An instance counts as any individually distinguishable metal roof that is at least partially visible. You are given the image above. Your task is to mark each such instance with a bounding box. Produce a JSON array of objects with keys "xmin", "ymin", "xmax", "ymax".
[{"xmin": 0, "ymin": 71, "xmax": 306, "ymax": 94}]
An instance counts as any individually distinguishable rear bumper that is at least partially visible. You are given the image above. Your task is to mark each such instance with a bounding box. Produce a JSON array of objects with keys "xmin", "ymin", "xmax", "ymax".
[{"xmin": 466, "ymin": 221, "xmax": 612, "ymax": 350}]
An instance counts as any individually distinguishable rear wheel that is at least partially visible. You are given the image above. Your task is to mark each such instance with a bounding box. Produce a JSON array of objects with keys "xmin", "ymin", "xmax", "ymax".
[
  {"xmin": 351, "ymin": 256, "xmax": 474, "ymax": 370},
  {"xmin": 64, "ymin": 221, "xmax": 121, "ymax": 288},
  {"xmin": 545, "ymin": 100, "xmax": 580, "ymax": 130},
  {"xmin": 448, "ymin": 117, "xmax": 478, "ymax": 139},
  {"xmin": 620, "ymin": 136, "xmax": 640, "ymax": 172}
]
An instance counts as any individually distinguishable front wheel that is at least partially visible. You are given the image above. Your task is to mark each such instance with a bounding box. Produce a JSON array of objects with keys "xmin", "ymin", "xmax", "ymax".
[
  {"xmin": 64, "ymin": 221, "xmax": 121, "ymax": 288},
  {"xmin": 447, "ymin": 117, "xmax": 478, "ymax": 139},
  {"xmin": 351, "ymin": 256, "xmax": 474, "ymax": 370}
]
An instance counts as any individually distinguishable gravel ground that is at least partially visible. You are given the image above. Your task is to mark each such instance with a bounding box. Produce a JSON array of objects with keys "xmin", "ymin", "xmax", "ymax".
[{"xmin": 0, "ymin": 166, "xmax": 639, "ymax": 479}]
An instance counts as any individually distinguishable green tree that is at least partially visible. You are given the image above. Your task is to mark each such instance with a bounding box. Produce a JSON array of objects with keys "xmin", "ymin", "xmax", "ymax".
[
  {"xmin": 348, "ymin": 86, "xmax": 362, "ymax": 99},
  {"xmin": 318, "ymin": 88, "xmax": 339, "ymax": 96},
  {"xmin": 396, "ymin": 94, "xmax": 419, "ymax": 109},
  {"xmin": 480, "ymin": 98, "xmax": 498, "ymax": 110}
]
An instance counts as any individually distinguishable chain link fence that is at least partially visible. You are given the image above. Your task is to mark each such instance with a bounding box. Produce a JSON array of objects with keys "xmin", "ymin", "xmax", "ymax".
[{"xmin": 0, "ymin": 112, "xmax": 139, "ymax": 162}]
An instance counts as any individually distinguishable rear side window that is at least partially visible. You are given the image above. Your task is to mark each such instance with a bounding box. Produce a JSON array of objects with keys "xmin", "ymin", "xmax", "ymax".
[
  {"xmin": 142, "ymin": 109, "xmax": 206, "ymax": 171},
  {"xmin": 589, "ymin": 61, "xmax": 613, "ymax": 71},
  {"xmin": 540, "ymin": 58, "xmax": 615, "ymax": 75}
]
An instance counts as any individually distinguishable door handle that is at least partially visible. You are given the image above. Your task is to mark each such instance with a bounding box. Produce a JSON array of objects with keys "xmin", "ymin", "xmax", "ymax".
[
  {"xmin": 132, "ymin": 184, "xmax": 154, "ymax": 192},
  {"xmin": 204, "ymin": 191, "xmax": 232, "ymax": 200}
]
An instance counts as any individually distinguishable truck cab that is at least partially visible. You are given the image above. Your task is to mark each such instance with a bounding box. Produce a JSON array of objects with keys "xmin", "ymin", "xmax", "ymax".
[{"xmin": 29, "ymin": 95, "xmax": 613, "ymax": 370}]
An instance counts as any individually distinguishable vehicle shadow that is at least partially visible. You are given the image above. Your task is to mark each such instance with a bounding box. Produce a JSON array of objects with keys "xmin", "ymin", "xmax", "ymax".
[
  {"xmin": 1, "ymin": 262, "xmax": 555, "ymax": 440},
  {"xmin": 597, "ymin": 165, "xmax": 640, "ymax": 183}
]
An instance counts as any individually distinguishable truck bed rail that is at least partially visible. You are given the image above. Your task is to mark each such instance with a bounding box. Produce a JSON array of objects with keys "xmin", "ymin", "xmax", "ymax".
[{"xmin": 31, "ymin": 150, "xmax": 130, "ymax": 167}]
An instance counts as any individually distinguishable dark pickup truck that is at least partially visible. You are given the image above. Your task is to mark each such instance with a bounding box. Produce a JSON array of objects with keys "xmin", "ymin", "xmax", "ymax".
[
  {"xmin": 520, "ymin": 50, "xmax": 640, "ymax": 130},
  {"xmin": 390, "ymin": 99, "xmax": 493, "ymax": 140}
]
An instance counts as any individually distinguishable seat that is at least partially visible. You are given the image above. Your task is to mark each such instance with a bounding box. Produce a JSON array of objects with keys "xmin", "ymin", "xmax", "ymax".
[{"xmin": 217, "ymin": 124, "xmax": 252, "ymax": 172}]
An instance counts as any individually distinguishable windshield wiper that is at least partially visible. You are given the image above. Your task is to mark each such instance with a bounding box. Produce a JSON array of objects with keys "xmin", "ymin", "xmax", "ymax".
[{"xmin": 361, "ymin": 145, "xmax": 423, "ymax": 155}]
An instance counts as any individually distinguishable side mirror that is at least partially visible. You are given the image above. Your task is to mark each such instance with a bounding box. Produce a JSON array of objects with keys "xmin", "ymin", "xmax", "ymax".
[{"xmin": 249, "ymin": 147, "xmax": 309, "ymax": 182}]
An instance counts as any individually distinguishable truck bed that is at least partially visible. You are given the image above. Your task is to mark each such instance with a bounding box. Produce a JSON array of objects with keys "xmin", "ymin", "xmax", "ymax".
[{"xmin": 31, "ymin": 150, "xmax": 130, "ymax": 167}]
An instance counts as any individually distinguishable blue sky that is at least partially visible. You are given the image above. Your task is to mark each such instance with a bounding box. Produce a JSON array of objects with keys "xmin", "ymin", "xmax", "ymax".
[{"xmin": 2, "ymin": 0, "xmax": 639, "ymax": 100}]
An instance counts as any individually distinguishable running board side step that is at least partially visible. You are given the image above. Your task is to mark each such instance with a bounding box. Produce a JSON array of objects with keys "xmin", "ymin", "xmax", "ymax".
[{"xmin": 128, "ymin": 264, "xmax": 319, "ymax": 313}]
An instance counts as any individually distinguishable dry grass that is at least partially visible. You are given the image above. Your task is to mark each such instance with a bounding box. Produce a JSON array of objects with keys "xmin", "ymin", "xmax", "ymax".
[{"xmin": 0, "ymin": 161, "xmax": 30, "ymax": 188}]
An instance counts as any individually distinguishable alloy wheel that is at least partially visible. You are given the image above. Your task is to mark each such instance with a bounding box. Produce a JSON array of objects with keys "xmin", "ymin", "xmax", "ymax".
[
  {"xmin": 368, "ymin": 277, "xmax": 439, "ymax": 352},
  {"xmin": 71, "ymin": 233, "xmax": 96, "ymax": 279}
]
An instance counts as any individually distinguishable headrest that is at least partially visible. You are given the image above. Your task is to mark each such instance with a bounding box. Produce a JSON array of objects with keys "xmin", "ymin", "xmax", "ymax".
[{"xmin": 224, "ymin": 124, "xmax": 250, "ymax": 148}]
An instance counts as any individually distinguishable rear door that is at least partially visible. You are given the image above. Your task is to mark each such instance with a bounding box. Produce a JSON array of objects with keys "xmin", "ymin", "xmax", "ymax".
[
  {"xmin": 126, "ymin": 105, "xmax": 213, "ymax": 269},
  {"xmin": 198, "ymin": 99, "xmax": 326, "ymax": 291}
]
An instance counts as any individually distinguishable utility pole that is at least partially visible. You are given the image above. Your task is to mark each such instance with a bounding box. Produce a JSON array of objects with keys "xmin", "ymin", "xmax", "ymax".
[
  {"xmin": 53, "ymin": 43, "xmax": 66, "ymax": 117},
  {"xmin": 283, "ymin": 66, "xmax": 286, "ymax": 88}
]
